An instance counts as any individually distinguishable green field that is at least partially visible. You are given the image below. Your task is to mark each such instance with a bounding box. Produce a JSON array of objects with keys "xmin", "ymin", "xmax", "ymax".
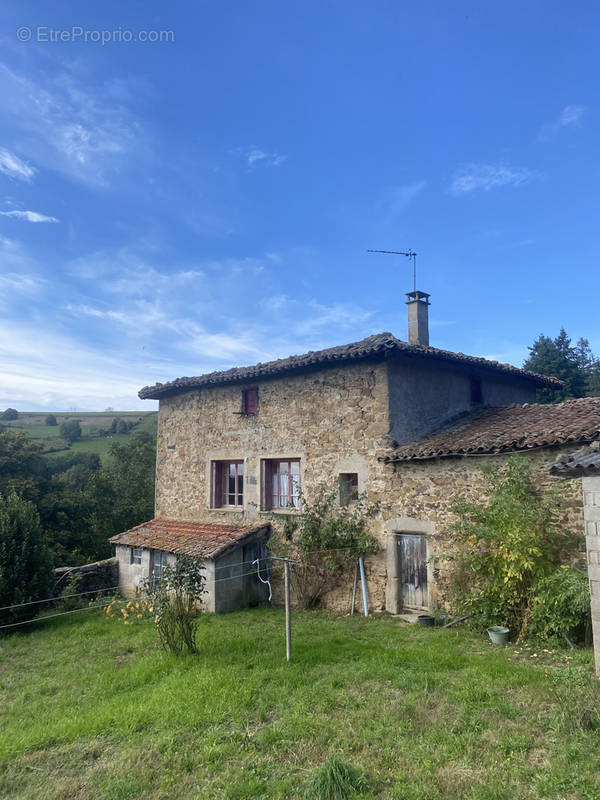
[
  {"xmin": 1, "ymin": 609, "xmax": 599, "ymax": 800},
  {"xmin": 3, "ymin": 412, "xmax": 157, "ymax": 462}
]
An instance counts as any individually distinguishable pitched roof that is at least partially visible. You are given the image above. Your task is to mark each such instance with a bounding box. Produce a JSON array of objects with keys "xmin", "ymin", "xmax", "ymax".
[
  {"xmin": 550, "ymin": 443, "xmax": 600, "ymax": 477},
  {"xmin": 109, "ymin": 519, "xmax": 268, "ymax": 559},
  {"xmin": 138, "ymin": 332, "xmax": 561, "ymax": 400},
  {"xmin": 382, "ymin": 397, "xmax": 600, "ymax": 462}
]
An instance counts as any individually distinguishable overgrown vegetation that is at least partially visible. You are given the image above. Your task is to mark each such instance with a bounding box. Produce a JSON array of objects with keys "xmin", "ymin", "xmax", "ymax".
[
  {"xmin": 529, "ymin": 565, "xmax": 592, "ymax": 645},
  {"xmin": 0, "ymin": 492, "xmax": 54, "ymax": 626},
  {"xmin": 1, "ymin": 609, "xmax": 599, "ymax": 799},
  {"xmin": 0, "ymin": 427, "xmax": 156, "ymax": 567},
  {"xmin": 447, "ymin": 456, "xmax": 586, "ymax": 640},
  {"xmin": 106, "ymin": 556, "xmax": 207, "ymax": 655},
  {"xmin": 274, "ymin": 483, "xmax": 378, "ymax": 608}
]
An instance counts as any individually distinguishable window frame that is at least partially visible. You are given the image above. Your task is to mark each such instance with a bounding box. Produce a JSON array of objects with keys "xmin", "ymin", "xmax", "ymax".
[
  {"xmin": 130, "ymin": 546, "xmax": 143, "ymax": 565},
  {"xmin": 211, "ymin": 459, "xmax": 244, "ymax": 509},
  {"xmin": 152, "ymin": 550, "xmax": 169, "ymax": 583},
  {"xmin": 262, "ymin": 458, "xmax": 301, "ymax": 511}
]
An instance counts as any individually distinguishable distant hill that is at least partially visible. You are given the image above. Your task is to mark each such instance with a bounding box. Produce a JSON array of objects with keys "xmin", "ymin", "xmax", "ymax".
[{"xmin": 1, "ymin": 411, "xmax": 158, "ymax": 462}]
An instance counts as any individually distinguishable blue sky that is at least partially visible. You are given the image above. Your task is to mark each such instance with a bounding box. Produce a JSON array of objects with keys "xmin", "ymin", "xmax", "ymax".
[{"xmin": 0, "ymin": 1, "xmax": 598, "ymax": 410}]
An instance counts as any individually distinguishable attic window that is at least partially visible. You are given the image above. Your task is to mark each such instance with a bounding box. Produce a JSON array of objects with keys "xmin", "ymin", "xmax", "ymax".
[
  {"xmin": 471, "ymin": 378, "xmax": 483, "ymax": 404},
  {"xmin": 242, "ymin": 387, "xmax": 258, "ymax": 415}
]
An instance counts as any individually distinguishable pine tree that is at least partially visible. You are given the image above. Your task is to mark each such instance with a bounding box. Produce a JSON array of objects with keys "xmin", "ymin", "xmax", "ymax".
[{"xmin": 524, "ymin": 328, "xmax": 588, "ymax": 403}]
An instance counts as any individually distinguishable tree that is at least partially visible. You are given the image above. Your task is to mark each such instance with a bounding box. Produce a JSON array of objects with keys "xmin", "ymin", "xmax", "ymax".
[
  {"xmin": 59, "ymin": 419, "xmax": 82, "ymax": 444},
  {"xmin": 0, "ymin": 492, "xmax": 54, "ymax": 625},
  {"xmin": 2, "ymin": 408, "xmax": 18, "ymax": 421},
  {"xmin": 116, "ymin": 419, "xmax": 129, "ymax": 435},
  {"xmin": 523, "ymin": 328, "xmax": 587, "ymax": 402},
  {"xmin": 45, "ymin": 414, "xmax": 58, "ymax": 426},
  {"xmin": 0, "ymin": 429, "xmax": 44, "ymax": 502}
]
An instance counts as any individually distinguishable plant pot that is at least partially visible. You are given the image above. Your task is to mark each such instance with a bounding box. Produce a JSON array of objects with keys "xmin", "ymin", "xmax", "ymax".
[
  {"xmin": 417, "ymin": 614, "xmax": 435, "ymax": 627},
  {"xmin": 435, "ymin": 614, "xmax": 448, "ymax": 627},
  {"xmin": 487, "ymin": 626, "xmax": 509, "ymax": 646}
]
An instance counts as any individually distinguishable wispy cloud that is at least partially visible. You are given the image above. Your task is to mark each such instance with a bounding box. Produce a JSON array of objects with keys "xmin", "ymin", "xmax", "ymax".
[
  {"xmin": 241, "ymin": 147, "xmax": 287, "ymax": 167},
  {"xmin": 539, "ymin": 104, "xmax": 587, "ymax": 140},
  {"xmin": 0, "ymin": 210, "xmax": 59, "ymax": 223},
  {"xmin": 0, "ymin": 64, "xmax": 145, "ymax": 185},
  {"xmin": 449, "ymin": 163, "xmax": 534, "ymax": 196},
  {"xmin": 0, "ymin": 148, "xmax": 36, "ymax": 181}
]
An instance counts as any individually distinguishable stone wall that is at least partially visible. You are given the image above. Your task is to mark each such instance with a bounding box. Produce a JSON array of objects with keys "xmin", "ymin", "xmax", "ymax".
[{"xmin": 54, "ymin": 557, "xmax": 119, "ymax": 597}]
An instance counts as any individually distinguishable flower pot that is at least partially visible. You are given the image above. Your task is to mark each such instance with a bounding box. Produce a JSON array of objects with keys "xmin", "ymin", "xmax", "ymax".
[
  {"xmin": 487, "ymin": 626, "xmax": 509, "ymax": 646},
  {"xmin": 417, "ymin": 614, "xmax": 435, "ymax": 627},
  {"xmin": 436, "ymin": 614, "xmax": 448, "ymax": 626}
]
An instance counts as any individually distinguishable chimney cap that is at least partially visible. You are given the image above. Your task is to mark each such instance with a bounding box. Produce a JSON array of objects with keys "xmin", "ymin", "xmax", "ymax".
[{"xmin": 405, "ymin": 290, "xmax": 430, "ymax": 304}]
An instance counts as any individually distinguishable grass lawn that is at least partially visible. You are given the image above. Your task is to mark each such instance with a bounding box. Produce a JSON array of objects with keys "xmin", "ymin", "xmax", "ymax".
[{"xmin": 0, "ymin": 609, "xmax": 599, "ymax": 800}]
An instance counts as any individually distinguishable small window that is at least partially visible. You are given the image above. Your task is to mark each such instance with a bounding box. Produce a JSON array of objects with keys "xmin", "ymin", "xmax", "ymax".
[
  {"xmin": 471, "ymin": 378, "xmax": 483, "ymax": 404},
  {"xmin": 339, "ymin": 473, "xmax": 359, "ymax": 506},
  {"xmin": 242, "ymin": 387, "xmax": 258, "ymax": 415},
  {"xmin": 212, "ymin": 460, "xmax": 244, "ymax": 508},
  {"xmin": 263, "ymin": 459, "xmax": 301, "ymax": 510},
  {"xmin": 152, "ymin": 550, "xmax": 169, "ymax": 583},
  {"xmin": 131, "ymin": 547, "xmax": 143, "ymax": 565}
]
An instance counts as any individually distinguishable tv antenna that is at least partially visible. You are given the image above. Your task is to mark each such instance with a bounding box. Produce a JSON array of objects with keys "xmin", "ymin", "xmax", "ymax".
[{"xmin": 367, "ymin": 249, "xmax": 417, "ymax": 292}]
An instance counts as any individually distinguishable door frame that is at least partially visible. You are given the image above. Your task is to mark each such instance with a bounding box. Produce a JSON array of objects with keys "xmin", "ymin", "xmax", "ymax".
[{"xmin": 384, "ymin": 517, "xmax": 435, "ymax": 614}]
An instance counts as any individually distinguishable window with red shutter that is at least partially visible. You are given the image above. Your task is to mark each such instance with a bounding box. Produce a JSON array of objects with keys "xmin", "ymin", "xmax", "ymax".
[
  {"xmin": 262, "ymin": 459, "xmax": 300, "ymax": 510},
  {"xmin": 242, "ymin": 387, "xmax": 258, "ymax": 415},
  {"xmin": 211, "ymin": 460, "xmax": 244, "ymax": 507}
]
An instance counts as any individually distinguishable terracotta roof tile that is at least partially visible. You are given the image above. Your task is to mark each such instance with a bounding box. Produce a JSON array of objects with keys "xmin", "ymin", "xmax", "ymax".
[
  {"xmin": 139, "ymin": 332, "xmax": 561, "ymax": 400},
  {"xmin": 382, "ymin": 397, "xmax": 600, "ymax": 462},
  {"xmin": 109, "ymin": 519, "xmax": 269, "ymax": 559}
]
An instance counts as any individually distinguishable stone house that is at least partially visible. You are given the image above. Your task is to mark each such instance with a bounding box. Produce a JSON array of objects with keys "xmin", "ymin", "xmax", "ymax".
[{"xmin": 112, "ymin": 290, "xmax": 600, "ymax": 614}]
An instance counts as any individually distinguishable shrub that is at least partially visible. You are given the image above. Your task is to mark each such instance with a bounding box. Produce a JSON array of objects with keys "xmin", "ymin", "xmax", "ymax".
[
  {"xmin": 144, "ymin": 555, "xmax": 206, "ymax": 654},
  {"xmin": 446, "ymin": 456, "xmax": 580, "ymax": 636},
  {"xmin": 303, "ymin": 757, "xmax": 369, "ymax": 800},
  {"xmin": 45, "ymin": 414, "xmax": 58, "ymax": 426},
  {"xmin": 0, "ymin": 492, "xmax": 54, "ymax": 626},
  {"xmin": 529, "ymin": 566, "xmax": 591, "ymax": 645},
  {"xmin": 274, "ymin": 483, "xmax": 378, "ymax": 608},
  {"xmin": 59, "ymin": 419, "xmax": 82, "ymax": 444},
  {"xmin": 1, "ymin": 408, "xmax": 18, "ymax": 421}
]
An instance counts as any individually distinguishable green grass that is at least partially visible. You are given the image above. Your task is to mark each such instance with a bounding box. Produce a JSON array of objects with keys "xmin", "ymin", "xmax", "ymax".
[{"xmin": 1, "ymin": 610, "xmax": 599, "ymax": 800}]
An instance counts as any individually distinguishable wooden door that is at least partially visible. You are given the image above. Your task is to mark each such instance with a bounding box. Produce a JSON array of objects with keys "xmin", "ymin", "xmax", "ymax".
[{"xmin": 398, "ymin": 534, "xmax": 428, "ymax": 608}]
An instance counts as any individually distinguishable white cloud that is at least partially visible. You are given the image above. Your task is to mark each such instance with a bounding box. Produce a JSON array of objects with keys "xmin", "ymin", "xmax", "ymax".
[
  {"xmin": 242, "ymin": 147, "xmax": 287, "ymax": 167},
  {"xmin": 539, "ymin": 104, "xmax": 587, "ymax": 139},
  {"xmin": 449, "ymin": 163, "xmax": 534, "ymax": 196},
  {"xmin": 0, "ymin": 210, "xmax": 59, "ymax": 223},
  {"xmin": 0, "ymin": 148, "xmax": 36, "ymax": 181},
  {"xmin": 0, "ymin": 64, "xmax": 144, "ymax": 185}
]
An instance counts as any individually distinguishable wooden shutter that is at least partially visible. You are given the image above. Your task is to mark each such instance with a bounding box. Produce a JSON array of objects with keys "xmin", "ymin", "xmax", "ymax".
[
  {"xmin": 212, "ymin": 461, "xmax": 223, "ymax": 508},
  {"xmin": 263, "ymin": 460, "xmax": 273, "ymax": 509},
  {"xmin": 244, "ymin": 388, "xmax": 258, "ymax": 415}
]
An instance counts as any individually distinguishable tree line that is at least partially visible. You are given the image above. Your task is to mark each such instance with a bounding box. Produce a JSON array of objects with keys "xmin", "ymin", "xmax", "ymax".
[{"xmin": 523, "ymin": 329, "xmax": 600, "ymax": 403}]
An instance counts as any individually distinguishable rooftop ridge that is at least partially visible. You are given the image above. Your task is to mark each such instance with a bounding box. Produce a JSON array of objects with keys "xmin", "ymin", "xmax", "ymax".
[{"xmin": 139, "ymin": 331, "xmax": 562, "ymax": 400}]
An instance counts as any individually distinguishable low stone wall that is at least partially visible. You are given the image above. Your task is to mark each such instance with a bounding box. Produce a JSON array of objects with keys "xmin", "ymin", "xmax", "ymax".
[{"xmin": 54, "ymin": 557, "xmax": 119, "ymax": 597}]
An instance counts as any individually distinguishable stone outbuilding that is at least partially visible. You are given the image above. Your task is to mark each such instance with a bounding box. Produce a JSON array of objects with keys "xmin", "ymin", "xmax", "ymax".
[{"xmin": 110, "ymin": 519, "xmax": 270, "ymax": 612}]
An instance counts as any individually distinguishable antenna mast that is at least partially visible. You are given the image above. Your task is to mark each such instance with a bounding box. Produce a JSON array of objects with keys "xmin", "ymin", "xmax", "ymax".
[{"xmin": 367, "ymin": 249, "xmax": 417, "ymax": 292}]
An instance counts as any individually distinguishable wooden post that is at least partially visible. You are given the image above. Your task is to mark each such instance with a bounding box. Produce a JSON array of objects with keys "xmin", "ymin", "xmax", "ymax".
[{"xmin": 284, "ymin": 559, "xmax": 292, "ymax": 661}]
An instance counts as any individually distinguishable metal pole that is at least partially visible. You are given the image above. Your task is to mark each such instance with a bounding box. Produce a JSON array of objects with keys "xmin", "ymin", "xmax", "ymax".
[
  {"xmin": 359, "ymin": 556, "xmax": 369, "ymax": 617},
  {"xmin": 351, "ymin": 560, "xmax": 359, "ymax": 615},
  {"xmin": 284, "ymin": 559, "xmax": 291, "ymax": 661}
]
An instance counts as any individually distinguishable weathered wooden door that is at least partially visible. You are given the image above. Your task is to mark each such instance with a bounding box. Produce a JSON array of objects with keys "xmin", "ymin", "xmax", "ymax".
[{"xmin": 398, "ymin": 534, "xmax": 428, "ymax": 608}]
